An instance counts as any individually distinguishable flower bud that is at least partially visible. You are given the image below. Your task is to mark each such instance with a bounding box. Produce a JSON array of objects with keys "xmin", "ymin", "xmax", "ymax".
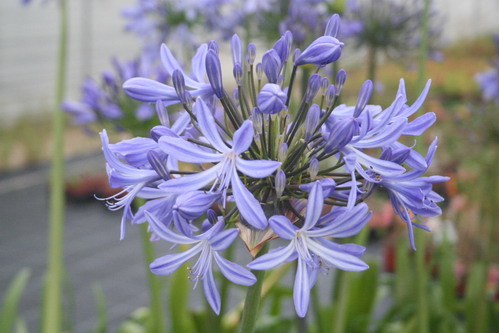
[
  {"xmin": 155, "ymin": 100, "xmax": 170, "ymax": 127},
  {"xmin": 324, "ymin": 118, "xmax": 358, "ymax": 152},
  {"xmin": 320, "ymin": 77, "xmax": 329, "ymax": 95},
  {"xmin": 246, "ymin": 43, "xmax": 256, "ymax": 65},
  {"xmin": 275, "ymin": 170, "xmax": 286, "ymax": 198},
  {"xmin": 335, "ymin": 69, "xmax": 347, "ymax": 95},
  {"xmin": 231, "ymin": 34, "xmax": 242, "ymax": 66},
  {"xmin": 278, "ymin": 142, "xmax": 288, "ymax": 163},
  {"xmin": 305, "ymin": 74, "xmax": 321, "ymax": 102},
  {"xmin": 147, "ymin": 150, "xmax": 170, "ymax": 180},
  {"xmin": 183, "ymin": 91, "xmax": 193, "ymax": 110},
  {"xmin": 208, "ymin": 40, "xmax": 219, "ymax": 54},
  {"xmin": 293, "ymin": 48, "xmax": 301, "ymax": 65},
  {"xmin": 295, "ymin": 36, "xmax": 344, "ymax": 66},
  {"xmin": 252, "ymin": 107, "xmax": 263, "ymax": 133},
  {"xmin": 256, "ymin": 62, "xmax": 264, "ymax": 80},
  {"xmin": 233, "ymin": 63, "xmax": 243, "ymax": 85},
  {"xmin": 172, "ymin": 69, "xmax": 186, "ymax": 102},
  {"xmin": 206, "ymin": 50, "xmax": 224, "ymax": 98},
  {"xmin": 207, "ymin": 209, "xmax": 218, "ymax": 225},
  {"xmin": 354, "ymin": 80, "xmax": 373, "ymax": 117},
  {"xmin": 325, "ymin": 85, "xmax": 336, "ymax": 108},
  {"xmin": 273, "ymin": 35, "xmax": 290, "ymax": 64},
  {"xmin": 308, "ymin": 157, "xmax": 319, "ymax": 180},
  {"xmin": 325, "ymin": 14, "xmax": 341, "ymax": 38},
  {"xmin": 305, "ymin": 104, "xmax": 320, "ymax": 141},
  {"xmin": 257, "ymin": 83, "xmax": 287, "ymax": 114},
  {"xmin": 262, "ymin": 49, "xmax": 282, "ymax": 84}
]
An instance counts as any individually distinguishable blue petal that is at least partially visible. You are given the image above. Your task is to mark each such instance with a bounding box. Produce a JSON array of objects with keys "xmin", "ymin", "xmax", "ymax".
[
  {"xmin": 160, "ymin": 44, "xmax": 204, "ymax": 89},
  {"xmin": 195, "ymin": 98, "xmax": 229, "ymax": 152},
  {"xmin": 247, "ymin": 244, "xmax": 296, "ymax": 270},
  {"xmin": 145, "ymin": 211, "xmax": 196, "ymax": 244},
  {"xmin": 214, "ymin": 252, "xmax": 256, "ymax": 286},
  {"xmin": 302, "ymin": 182, "xmax": 324, "ymax": 230},
  {"xmin": 403, "ymin": 112, "xmax": 436, "ymax": 136},
  {"xmin": 123, "ymin": 77, "xmax": 179, "ymax": 103},
  {"xmin": 150, "ymin": 243, "xmax": 203, "ymax": 275},
  {"xmin": 203, "ymin": 266, "xmax": 221, "ymax": 315},
  {"xmin": 231, "ymin": 172, "xmax": 268, "ymax": 229},
  {"xmin": 236, "ymin": 158, "xmax": 281, "ymax": 178},
  {"xmin": 343, "ymin": 146, "xmax": 405, "ymax": 176},
  {"xmin": 307, "ymin": 203, "xmax": 371, "ymax": 238},
  {"xmin": 191, "ymin": 43, "xmax": 208, "ymax": 82},
  {"xmin": 133, "ymin": 196, "xmax": 175, "ymax": 225},
  {"xmin": 232, "ymin": 120, "xmax": 255, "ymax": 154},
  {"xmin": 307, "ymin": 239, "xmax": 368, "ymax": 271},
  {"xmin": 159, "ymin": 137, "xmax": 222, "ymax": 164},
  {"xmin": 159, "ymin": 163, "xmax": 222, "ymax": 193},
  {"xmin": 269, "ymin": 215, "xmax": 298, "ymax": 240},
  {"xmin": 209, "ymin": 228, "xmax": 239, "ymax": 251},
  {"xmin": 176, "ymin": 191, "xmax": 220, "ymax": 220},
  {"xmin": 294, "ymin": 259, "xmax": 310, "ymax": 318},
  {"xmin": 404, "ymin": 79, "xmax": 432, "ymax": 117},
  {"xmin": 355, "ymin": 118, "xmax": 408, "ymax": 148},
  {"xmin": 173, "ymin": 211, "xmax": 194, "ymax": 237}
]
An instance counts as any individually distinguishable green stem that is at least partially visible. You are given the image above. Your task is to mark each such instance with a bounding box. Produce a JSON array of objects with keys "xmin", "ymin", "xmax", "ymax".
[
  {"xmin": 367, "ymin": 46, "xmax": 377, "ymax": 103},
  {"xmin": 239, "ymin": 243, "xmax": 270, "ymax": 333},
  {"xmin": 415, "ymin": 232, "xmax": 429, "ymax": 333},
  {"xmin": 140, "ymin": 223, "xmax": 167, "ymax": 333},
  {"xmin": 417, "ymin": 0, "xmax": 431, "ymax": 108},
  {"xmin": 41, "ymin": 1, "xmax": 68, "ymax": 332}
]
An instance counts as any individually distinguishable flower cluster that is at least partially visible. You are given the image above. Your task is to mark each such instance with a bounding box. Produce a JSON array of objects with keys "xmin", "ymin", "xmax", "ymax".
[
  {"xmin": 100, "ymin": 14, "xmax": 447, "ymax": 317},
  {"xmin": 63, "ymin": 57, "xmax": 167, "ymax": 134},
  {"xmin": 343, "ymin": 0, "xmax": 443, "ymax": 62},
  {"xmin": 476, "ymin": 35, "xmax": 499, "ymax": 103}
]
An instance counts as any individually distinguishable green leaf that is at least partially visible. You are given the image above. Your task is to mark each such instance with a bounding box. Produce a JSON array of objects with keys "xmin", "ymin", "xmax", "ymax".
[
  {"xmin": 169, "ymin": 244, "xmax": 195, "ymax": 333},
  {"xmin": 464, "ymin": 262, "xmax": 489, "ymax": 333},
  {"xmin": 0, "ymin": 268, "xmax": 31, "ymax": 333},
  {"xmin": 91, "ymin": 284, "xmax": 107, "ymax": 333}
]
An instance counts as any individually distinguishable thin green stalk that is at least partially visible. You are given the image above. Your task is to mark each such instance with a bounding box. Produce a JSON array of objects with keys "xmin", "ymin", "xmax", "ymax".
[
  {"xmin": 330, "ymin": 227, "xmax": 369, "ymax": 333},
  {"xmin": 415, "ymin": 231, "xmax": 429, "ymax": 333},
  {"xmin": 41, "ymin": 1, "xmax": 68, "ymax": 332},
  {"xmin": 140, "ymin": 223, "xmax": 167, "ymax": 333},
  {"xmin": 239, "ymin": 243, "xmax": 270, "ymax": 333},
  {"xmin": 285, "ymin": 66, "xmax": 298, "ymax": 106},
  {"xmin": 417, "ymin": 0, "xmax": 431, "ymax": 107}
]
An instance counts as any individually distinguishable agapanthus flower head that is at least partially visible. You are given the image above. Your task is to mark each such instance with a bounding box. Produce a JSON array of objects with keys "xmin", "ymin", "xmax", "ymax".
[
  {"xmin": 63, "ymin": 56, "xmax": 165, "ymax": 134},
  {"xmin": 476, "ymin": 34, "xmax": 499, "ymax": 103},
  {"xmin": 100, "ymin": 13, "xmax": 447, "ymax": 317}
]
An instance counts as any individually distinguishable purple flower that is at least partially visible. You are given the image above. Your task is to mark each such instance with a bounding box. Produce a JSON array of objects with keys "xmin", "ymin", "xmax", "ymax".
[
  {"xmin": 248, "ymin": 182, "xmax": 370, "ymax": 317},
  {"xmin": 146, "ymin": 213, "xmax": 256, "ymax": 314},
  {"xmin": 295, "ymin": 36, "xmax": 344, "ymax": 66},
  {"xmin": 123, "ymin": 43, "xmax": 214, "ymax": 105},
  {"xmin": 158, "ymin": 98, "xmax": 281, "ymax": 229},
  {"xmin": 257, "ymin": 84, "xmax": 287, "ymax": 114},
  {"xmin": 373, "ymin": 138, "xmax": 450, "ymax": 249},
  {"xmin": 99, "ymin": 130, "xmax": 161, "ymax": 240}
]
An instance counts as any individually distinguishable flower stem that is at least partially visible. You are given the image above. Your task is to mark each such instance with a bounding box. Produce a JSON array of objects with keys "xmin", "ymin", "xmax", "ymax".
[
  {"xmin": 239, "ymin": 243, "xmax": 269, "ymax": 333},
  {"xmin": 140, "ymin": 223, "xmax": 167, "ymax": 333},
  {"xmin": 41, "ymin": 1, "xmax": 68, "ymax": 332}
]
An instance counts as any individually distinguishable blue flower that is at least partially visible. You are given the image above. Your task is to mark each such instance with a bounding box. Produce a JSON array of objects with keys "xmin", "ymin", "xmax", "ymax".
[
  {"xmin": 257, "ymin": 84, "xmax": 287, "ymax": 114},
  {"xmin": 123, "ymin": 43, "xmax": 215, "ymax": 105},
  {"xmin": 158, "ymin": 98, "xmax": 281, "ymax": 229},
  {"xmin": 372, "ymin": 138, "xmax": 450, "ymax": 249},
  {"xmin": 248, "ymin": 182, "xmax": 370, "ymax": 317},
  {"xmin": 146, "ymin": 212, "xmax": 256, "ymax": 314}
]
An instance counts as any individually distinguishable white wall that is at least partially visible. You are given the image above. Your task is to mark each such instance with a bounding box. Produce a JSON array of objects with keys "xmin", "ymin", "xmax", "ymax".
[
  {"xmin": 0, "ymin": 0, "xmax": 138, "ymax": 125},
  {"xmin": 1, "ymin": 0, "xmax": 498, "ymax": 125}
]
